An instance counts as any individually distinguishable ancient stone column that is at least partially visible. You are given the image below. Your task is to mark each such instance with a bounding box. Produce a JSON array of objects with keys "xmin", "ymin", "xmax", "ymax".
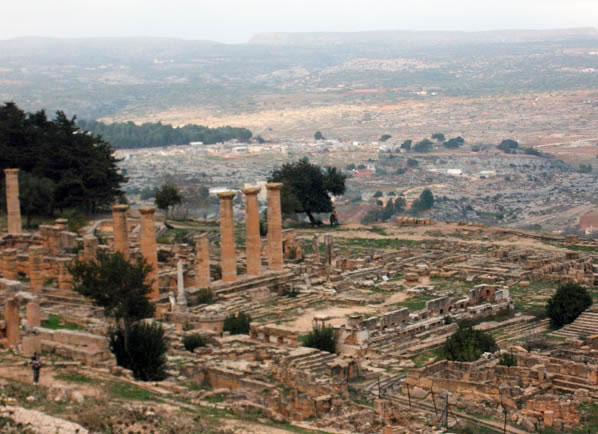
[
  {"xmin": 218, "ymin": 191, "xmax": 237, "ymax": 282},
  {"xmin": 176, "ymin": 259, "xmax": 187, "ymax": 309},
  {"xmin": 242, "ymin": 186, "xmax": 261, "ymax": 276},
  {"xmin": 3, "ymin": 248, "xmax": 17, "ymax": 280},
  {"xmin": 266, "ymin": 183, "xmax": 283, "ymax": 271},
  {"xmin": 312, "ymin": 234, "xmax": 320, "ymax": 263},
  {"xmin": 325, "ymin": 234, "xmax": 335, "ymax": 267},
  {"xmin": 55, "ymin": 218, "xmax": 68, "ymax": 231},
  {"xmin": 47, "ymin": 227, "xmax": 59, "ymax": 255},
  {"xmin": 4, "ymin": 169, "xmax": 22, "ymax": 234},
  {"xmin": 26, "ymin": 299, "xmax": 40, "ymax": 328},
  {"xmin": 4, "ymin": 298, "xmax": 20, "ymax": 346},
  {"xmin": 111, "ymin": 204, "xmax": 130, "ymax": 259},
  {"xmin": 57, "ymin": 258, "xmax": 73, "ymax": 292},
  {"xmin": 194, "ymin": 233, "xmax": 210, "ymax": 288},
  {"xmin": 28, "ymin": 246, "xmax": 44, "ymax": 293},
  {"xmin": 83, "ymin": 235, "xmax": 98, "ymax": 261},
  {"xmin": 139, "ymin": 206, "xmax": 159, "ymax": 299}
]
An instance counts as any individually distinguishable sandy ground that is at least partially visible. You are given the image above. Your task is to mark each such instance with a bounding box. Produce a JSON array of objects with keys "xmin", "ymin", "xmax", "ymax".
[
  {"xmin": 324, "ymin": 221, "xmax": 570, "ymax": 253},
  {"xmin": 282, "ymin": 305, "xmax": 378, "ymax": 332},
  {"xmin": 0, "ymin": 363, "xmax": 102, "ymax": 398}
]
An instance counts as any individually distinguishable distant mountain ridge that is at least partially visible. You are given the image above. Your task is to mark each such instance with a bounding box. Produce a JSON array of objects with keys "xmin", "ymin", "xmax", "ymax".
[{"xmin": 249, "ymin": 27, "xmax": 598, "ymax": 46}]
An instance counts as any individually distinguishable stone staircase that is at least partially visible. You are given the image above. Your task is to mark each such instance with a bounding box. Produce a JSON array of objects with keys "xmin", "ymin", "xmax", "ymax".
[
  {"xmin": 40, "ymin": 287, "xmax": 92, "ymax": 308},
  {"xmin": 285, "ymin": 347, "xmax": 338, "ymax": 373},
  {"xmin": 209, "ymin": 270, "xmax": 297, "ymax": 297},
  {"xmin": 552, "ymin": 307, "xmax": 598, "ymax": 339},
  {"xmin": 551, "ymin": 372, "xmax": 598, "ymax": 394},
  {"xmin": 494, "ymin": 319, "xmax": 550, "ymax": 346}
]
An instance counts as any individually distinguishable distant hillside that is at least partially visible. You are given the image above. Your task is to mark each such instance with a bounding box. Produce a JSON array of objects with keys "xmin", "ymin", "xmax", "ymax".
[
  {"xmin": 249, "ymin": 27, "xmax": 598, "ymax": 46},
  {"xmin": 78, "ymin": 120, "xmax": 252, "ymax": 149},
  {"xmin": 1, "ymin": 29, "xmax": 598, "ymax": 124}
]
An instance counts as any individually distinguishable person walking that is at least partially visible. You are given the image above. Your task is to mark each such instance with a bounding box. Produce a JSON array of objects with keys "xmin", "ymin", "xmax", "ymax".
[{"xmin": 31, "ymin": 352, "xmax": 41, "ymax": 385}]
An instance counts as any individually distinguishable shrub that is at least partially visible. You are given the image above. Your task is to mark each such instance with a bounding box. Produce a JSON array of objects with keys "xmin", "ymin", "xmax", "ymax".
[
  {"xmin": 440, "ymin": 327, "xmax": 498, "ymax": 362},
  {"xmin": 223, "ymin": 312, "xmax": 251, "ymax": 335},
  {"xmin": 183, "ymin": 334, "xmax": 207, "ymax": 352},
  {"xmin": 109, "ymin": 322, "xmax": 168, "ymax": 381},
  {"xmin": 197, "ymin": 288, "xmax": 214, "ymax": 304},
  {"xmin": 547, "ymin": 283, "xmax": 593, "ymax": 328},
  {"xmin": 303, "ymin": 326, "xmax": 336, "ymax": 353},
  {"xmin": 498, "ymin": 352, "xmax": 517, "ymax": 367},
  {"xmin": 284, "ymin": 286, "xmax": 299, "ymax": 298}
]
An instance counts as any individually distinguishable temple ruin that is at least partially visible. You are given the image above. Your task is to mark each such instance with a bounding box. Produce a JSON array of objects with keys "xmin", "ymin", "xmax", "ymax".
[{"xmin": 2, "ymin": 167, "xmax": 598, "ymax": 432}]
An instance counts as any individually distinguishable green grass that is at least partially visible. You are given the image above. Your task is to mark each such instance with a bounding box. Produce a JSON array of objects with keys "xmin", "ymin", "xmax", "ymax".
[
  {"xmin": 509, "ymin": 281, "xmax": 557, "ymax": 314},
  {"xmin": 204, "ymin": 393, "xmax": 227, "ymax": 403},
  {"xmin": 55, "ymin": 371, "xmax": 100, "ymax": 385},
  {"xmin": 552, "ymin": 243, "xmax": 598, "ymax": 254},
  {"xmin": 411, "ymin": 349, "xmax": 439, "ymax": 367},
  {"xmin": 108, "ymin": 382, "xmax": 158, "ymax": 401},
  {"xmin": 339, "ymin": 237, "xmax": 418, "ymax": 250},
  {"xmin": 397, "ymin": 294, "xmax": 436, "ymax": 311},
  {"xmin": 573, "ymin": 404, "xmax": 598, "ymax": 433},
  {"xmin": 41, "ymin": 314, "xmax": 84, "ymax": 330}
]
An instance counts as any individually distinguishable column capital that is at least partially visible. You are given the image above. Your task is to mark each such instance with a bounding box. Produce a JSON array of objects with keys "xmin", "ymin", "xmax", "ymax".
[
  {"xmin": 241, "ymin": 186, "xmax": 261, "ymax": 195},
  {"xmin": 139, "ymin": 206, "xmax": 156, "ymax": 215},
  {"xmin": 217, "ymin": 191, "xmax": 236, "ymax": 200},
  {"xmin": 112, "ymin": 204, "xmax": 129, "ymax": 212},
  {"xmin": 4, "ymin": 168, "xmax": 19, "ymax": 175},
  {"xmin": 266, "ymin": 182, "xmax": 283, "ymax": 190}
]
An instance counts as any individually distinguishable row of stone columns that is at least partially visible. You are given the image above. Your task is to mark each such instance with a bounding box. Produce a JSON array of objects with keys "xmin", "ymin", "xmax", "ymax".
[
  {"xmin": 217, "ymin": 183, "xmax": 283, "ymax": 283},
  {"xmin": 106, "ymin": 182, "xmax": 284, "ymax": 296}
]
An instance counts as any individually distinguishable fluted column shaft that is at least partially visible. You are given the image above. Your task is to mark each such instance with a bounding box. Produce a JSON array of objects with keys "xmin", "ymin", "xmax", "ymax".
[
  {"xmin": 195, "ymin": 233, "xmax": 210, "ymax": 288},
  {"xmin": 242, "ymin": 187, "xmax": 261, "ymax": 276},
  {"xmin": 29, "ymin": 246, "xmax": 44, "ymax": 293},
  {"xmin": 266, "ymin": 183, "xmax": 283, "ymax": 271},
  {"xmin": 111, "ymin": 204, "xmax": 129, "ymax": 259},
  {"xmin": 4, "ymin": 169, "xmax": 22, "ymax": 234},
  {"xmin": 140, "ymin": 206, "xmax": 159, "ymax": 299},
  {"xmin": 218, "ymin": 191, "xmax": 237, "ymax": 282}
]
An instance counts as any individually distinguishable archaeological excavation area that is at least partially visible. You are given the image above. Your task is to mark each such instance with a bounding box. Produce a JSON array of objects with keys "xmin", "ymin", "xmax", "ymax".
[{"xmin": 2, "ymin": 167, "xmax": 598, "ymax": 433}]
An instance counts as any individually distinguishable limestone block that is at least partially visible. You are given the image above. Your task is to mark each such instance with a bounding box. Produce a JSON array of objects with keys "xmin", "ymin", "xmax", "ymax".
[
  {"xmin": 26, "ymin": 300, "xmax": 40, "ymax": 327},
  {"xmin": 22, "ymin": 335, "xmax": 41, "ymax": 357}
]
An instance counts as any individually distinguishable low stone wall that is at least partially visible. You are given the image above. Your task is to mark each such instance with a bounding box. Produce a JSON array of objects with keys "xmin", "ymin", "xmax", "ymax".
[{"xmin": 37, "ymin": 328, "xmax": 114, "ymax": 366}]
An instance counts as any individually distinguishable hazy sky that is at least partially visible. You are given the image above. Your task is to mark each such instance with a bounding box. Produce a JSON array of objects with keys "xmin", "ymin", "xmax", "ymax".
[{"xmin": 2, "ymin": 0, "xmax": 597, "ymax": 43}]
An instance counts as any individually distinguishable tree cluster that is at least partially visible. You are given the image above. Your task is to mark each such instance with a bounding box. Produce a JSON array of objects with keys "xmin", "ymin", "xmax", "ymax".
[
  {"xmin": 361, "ymin": 196, "xmax": 406, "ymax": 224},
  {"xmin": 440, "ymin": 327, "xmax": 498, "ymax": 362},
  {"xmin": 413, "ymin": 139, "xmax": 434, "ymax": 153},
  {"xmin": 69, "ymin": 251, "xmax": 166, "ymax": 381},
  {"xmin": 303, "ymin": 326, "xmax": 336, "ymax": 353},
  {"xmin": 77, "ymin": 119, "xmax": 252, "ymax": 149},
  {"xmin": 182, "ymin": 334, "xmax": 207, "ymax": 352},
  {"xmin": 223, "ymin": 312, "xmax": 251, "ymax": 335},
  {"xmin": 154, "ymin": 184, "xmax": 182, "ymax": 215},
  {"xmin": 69, "ymin": 251, "xmax": 155, "ymax": 350},
  {"xmin": 0, "ymin": 103, "xmax": 125, "ymax": 214},
  {"xmin": 269, "ymin": 158, "xmax": 346, "ymax": 225},
  {"xmin": 546, "ymin": 283, "xmax": 592, "ymax": 328},
  {"xmin": 109, "ymin": 322, "xmax": 168, "ymax": 381},
  {"xmin": 410, "ymin": 188, "xmax": 434, "ymax": 213}
]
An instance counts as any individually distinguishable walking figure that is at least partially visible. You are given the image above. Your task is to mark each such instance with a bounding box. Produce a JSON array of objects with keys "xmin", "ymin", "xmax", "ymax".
[
  {"xmin": 329, "ymin": 211, "xmax": 339, "ymax": 227},
  {"xmin": 31, "ymin": 352, "xmax": 41, "ymax": 385}
]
